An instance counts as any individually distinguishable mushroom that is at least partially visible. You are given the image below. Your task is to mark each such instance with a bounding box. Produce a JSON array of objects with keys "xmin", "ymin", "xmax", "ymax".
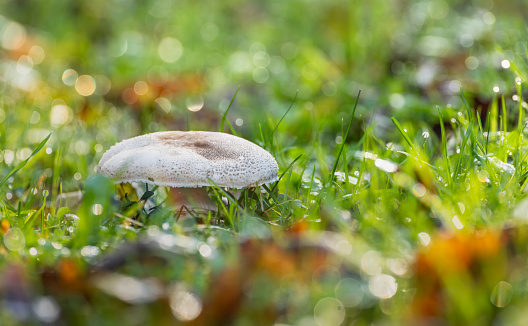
[{"xmin": 97, "ymin": 131, "xmax": 279, "ymax": 215}]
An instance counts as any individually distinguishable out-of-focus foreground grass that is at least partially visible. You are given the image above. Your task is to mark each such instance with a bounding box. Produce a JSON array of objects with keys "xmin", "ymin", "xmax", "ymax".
[{"xmin": 2, "ymin": 0, "xmax": 528, "ymax": 325}]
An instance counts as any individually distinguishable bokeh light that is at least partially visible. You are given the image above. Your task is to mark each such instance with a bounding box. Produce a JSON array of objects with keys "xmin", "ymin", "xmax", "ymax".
[
  {"xmin": 3, "ymin": 227, "xmax": 25, "ymax": 251},
  {"xmin": 169, "ymin": 288, "xmax": 202, "ymax": 321},
  {"xmin": 313, "ymin": 297, "xmax": 345, "ymax": 326},
  {"xmin": 158, "ymin": 37, "xmax": 183, "ymax": 63},
  {"xmin": 490, "ymin": 281, "xmax": 513, "ymax": 308},
  {"xmin": 186, "ymin": 95, "xmax": 204, "ymax": 112},
  {"xmin": 62, "ymin": 69, "xmax": 78, "ymax": 86},
  {"xmin": 75, "ymin": 75, "xmax": 96, "ymax": 96},
  {"xmin": 368, "ymin": 274, "xmax": 398, "ymax": 299}
]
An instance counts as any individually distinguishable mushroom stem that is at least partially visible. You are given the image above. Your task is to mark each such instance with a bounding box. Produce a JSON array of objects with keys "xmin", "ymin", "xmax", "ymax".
[{"xmin": 169, "ymin": 187, "xmax": 217, "ymax": 215}]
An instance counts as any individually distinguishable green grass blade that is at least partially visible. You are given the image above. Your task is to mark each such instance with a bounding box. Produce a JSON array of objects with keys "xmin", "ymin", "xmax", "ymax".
[
  {"xmin": 329, "ymin": 90, "xmax": 361, "ymax": 185},
  {"xmin": 0, "ymin": 132, "xmax": 52, "ymax": 188},
  {"xmin": 391, "ymin": 117, "xmax": 413, "ymax": 149},
  {"xmin": 264, "ymin": 90, "xmax": 298, "ymax": 147},
  {"xmin": 219, "ymin": 87, "xmax": 240, "ymax": 132},
  {"xmin": 271, "ymin": 153, "xmax": 304, "ymax": 193},
  {"xmin": 437, "ymin": 107, "xmax": 451, "ymax": 185}
]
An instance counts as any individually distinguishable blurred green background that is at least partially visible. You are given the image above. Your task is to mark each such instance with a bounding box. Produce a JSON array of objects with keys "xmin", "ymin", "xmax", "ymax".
[{"xmin": 2, "ymin": 0, "xmax": 528, "ymax": 325}]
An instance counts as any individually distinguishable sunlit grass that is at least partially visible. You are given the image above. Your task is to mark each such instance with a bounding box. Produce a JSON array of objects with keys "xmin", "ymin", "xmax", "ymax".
[{"xmin": 2, "ymin": 0, "xmax": 528, "ymax": 324}]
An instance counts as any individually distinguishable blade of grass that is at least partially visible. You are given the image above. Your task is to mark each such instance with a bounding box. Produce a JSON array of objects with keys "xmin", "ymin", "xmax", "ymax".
[
  {"xmin": 517, "ymin": 82, "xmax": 523, "ymax": 130},
  {"xmin": 271, "ymin": 153, "xmax": 304, "ymax": 193},
  {"xmin": 461, "ymin": 90, "xmax": 477, "ymax": 152},
  {"xmin": 437, "ymin": 107, "xmax": 452, "ymax": 185},
  {"xmin": 0, "ymin": 132, "xmax": 52, "ymax": 188},
  {"xmin": 219, "ymin": 87, "xmax": 240, "ymax": 132},
  {"xmin": 264, "ymin": 90, "xmax": 298, "ymax": 147},
  {"xmin": 391, "ymin": 117, "xmax": 413, "ymax": 149},
  {"xmin": 329, "ymin": 90, "xmax": 361, "ymax": 185}
]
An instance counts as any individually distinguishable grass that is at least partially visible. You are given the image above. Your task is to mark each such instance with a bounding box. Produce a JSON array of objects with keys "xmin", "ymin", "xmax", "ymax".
[{"xmin": 2, "ymin": 1, "xmax": 528, "ymax": 325}]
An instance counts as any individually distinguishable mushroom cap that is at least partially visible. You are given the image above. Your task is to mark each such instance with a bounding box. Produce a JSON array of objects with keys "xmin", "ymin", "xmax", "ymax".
[{"xmin": 97, "ymin": 131, "xmax": 279, "ymax": 189}]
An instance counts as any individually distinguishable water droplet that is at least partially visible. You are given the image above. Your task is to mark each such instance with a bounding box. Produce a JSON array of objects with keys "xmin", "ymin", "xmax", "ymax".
[
  {"xmin": 81, "ymin": 245, "xmax": 100, "ymax": 258},
  {"xmin": 374, "ymin": 159, "xmax": 398, "ymax": 173},
  {"xmin": 501, "ymin": 60, "xmax": 511, "ymax": 69}
]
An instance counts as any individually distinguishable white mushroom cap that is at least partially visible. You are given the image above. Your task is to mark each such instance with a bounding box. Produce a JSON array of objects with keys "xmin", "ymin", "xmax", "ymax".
[{"xmin": 97, "ymin": 131, "xmax": 279, "ymax": 189}]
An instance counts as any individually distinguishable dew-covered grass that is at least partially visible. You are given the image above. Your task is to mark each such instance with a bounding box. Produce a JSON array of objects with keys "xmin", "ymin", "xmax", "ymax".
[{"xmin": 2, "ymin": 1, "xmax": 528, "ymax": 325}]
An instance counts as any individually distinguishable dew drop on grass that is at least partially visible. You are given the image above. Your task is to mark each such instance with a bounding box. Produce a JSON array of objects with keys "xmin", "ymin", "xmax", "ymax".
[
  {"xmin": 478, "ymin": 170, "xmax": 490, "ymax": 182},
  {"xmin": 374, "ymin": 159, "xmax": 398, "ymax": 173},
  {"xmin": 51, "ymin": 241, "xmax": 62, "ymax": 250},
  {"xmin": 81, "ymin": 245, "xmax": 100, "ymax": 258}
]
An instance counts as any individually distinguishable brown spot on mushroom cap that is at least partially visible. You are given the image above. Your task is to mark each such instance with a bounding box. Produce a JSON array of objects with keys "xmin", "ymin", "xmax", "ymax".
[{"xmin": 97, "ymin": 131, "xmax": 279, "ymax": 189}]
